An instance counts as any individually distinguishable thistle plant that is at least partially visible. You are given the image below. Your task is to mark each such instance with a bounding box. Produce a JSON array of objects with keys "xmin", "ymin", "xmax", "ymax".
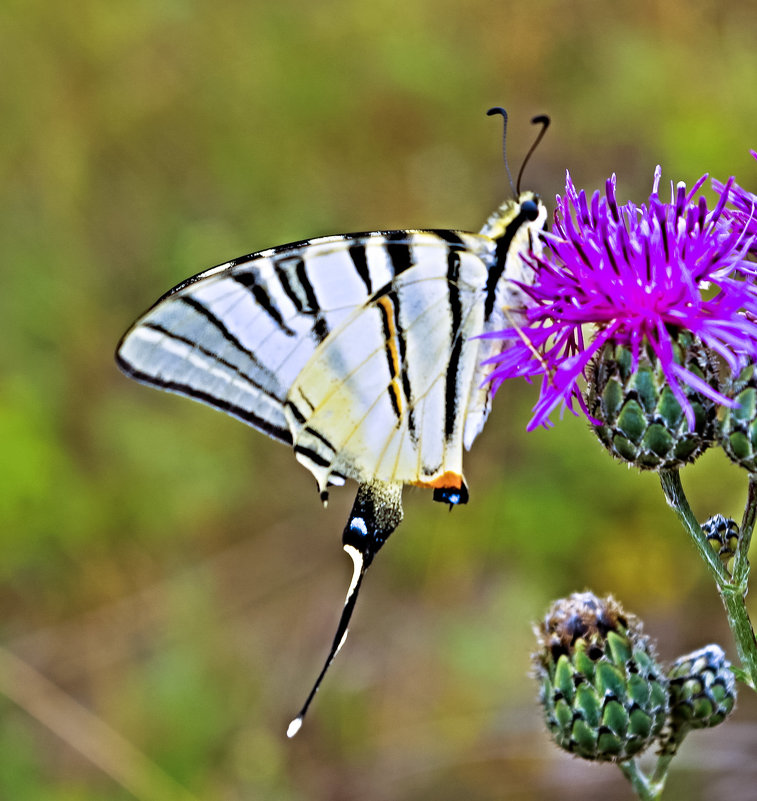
[
  {"xmin": 486, "ymin": 167, "xmax": 757, "ymax": 431},
  {"xmin": 488, "ymin": 160, "xmax": 757, "ymax": 798},
  {"xmin": 533, "ymin": 594, "xmax": 736, "ymax": 800}
]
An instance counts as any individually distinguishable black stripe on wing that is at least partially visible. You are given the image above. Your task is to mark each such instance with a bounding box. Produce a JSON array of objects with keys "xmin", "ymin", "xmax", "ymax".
[
  {"xmin": 179, "ymin": 297, "xmax": 262, "ymax": 365},
  {"xmin": 232, "ymin": 273, "xmax": 296, "ymax": 337},
  {"xmin": 431, "ymin": 230, "xmax": 468, "ymax": 249},
  {"xmin": 444, "ymin": 250, "xmax": 464, "ymax": 440},
  {"xmin": 384, "ymin": 230, "xmax": 414, "ymax": 275},
  {"xmin": 348, "ymin": 243, "xmax": 372, "ymax": 295},
  {"xmin": 484, "ymin": 208, "xmax": 533, "ymax": 319},
  {"xmin": 294, "ymin": 258, "xmax": 330, "ymax": 344},
  {"xmin": 303, "ymin": 425, "xmax": 338, "ymax": 455},
  {"xmin": 293, "ymin": 444, "xmax": 331, "ymax": 468},
  {"xmin": 392, "ymin": 294, "xmax": 416, "ymax": 440},
  {"xmin": 285, "ymin": 398, "xmax": 307, "ymax": 424},
  {"xmin": 273, "ymin": 261, "xmax": 309, "ymax": 315},
  {"xmin": 138, "ymin": 322, "xmax": 282, "ymax": 402}
]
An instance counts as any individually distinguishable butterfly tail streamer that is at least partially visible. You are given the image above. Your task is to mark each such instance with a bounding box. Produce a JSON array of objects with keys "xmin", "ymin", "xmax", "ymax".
[{"xmin": 287, "ymin": 480, "xmax": 403, "ymax": 737}]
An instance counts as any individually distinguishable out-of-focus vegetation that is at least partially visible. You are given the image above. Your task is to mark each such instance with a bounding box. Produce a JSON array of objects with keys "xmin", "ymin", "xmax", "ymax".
[{"xmin": 3, "ymin": 1, "xmax": 757, "ymax": 798}]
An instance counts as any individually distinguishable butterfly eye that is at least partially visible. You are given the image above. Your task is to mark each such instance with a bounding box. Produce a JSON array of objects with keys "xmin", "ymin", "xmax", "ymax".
[{"xmin": 521, "ymin": 199, "xmax": 540, "ymax": 221}]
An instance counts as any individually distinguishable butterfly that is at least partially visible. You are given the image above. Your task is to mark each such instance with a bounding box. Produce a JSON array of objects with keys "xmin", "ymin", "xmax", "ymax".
[{"xmin": 116, "ymin": 108, "xmax": 549, "ymax": 736}]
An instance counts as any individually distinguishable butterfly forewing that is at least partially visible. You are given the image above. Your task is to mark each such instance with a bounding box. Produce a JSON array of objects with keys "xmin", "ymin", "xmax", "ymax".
[{"xmin": 117, "ymin": 276, "xmax": 295, "ymax": 442}]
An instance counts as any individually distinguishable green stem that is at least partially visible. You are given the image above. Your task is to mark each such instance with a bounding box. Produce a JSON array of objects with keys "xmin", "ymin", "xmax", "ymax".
[
  {"xmin": 650, "ymin": 750, "xmax": 675, "ymax": 788},
  {"xmin": 658, "ymin": 469, "xmax": 729, "ymax": 584},
  {"xmin": 720, "ymin": 586, "xmax": 757, "ymax": 690},
  {"xmin": 618, "ymin": 747, "xmax": 676, "ymax": 800},
  {"xmin": 658, "ymin": 468, "xmax": 757, "ymax": 691},
  {"xmin": 618, "ymin": 759, "xmax": 664, "ymax": 801}
]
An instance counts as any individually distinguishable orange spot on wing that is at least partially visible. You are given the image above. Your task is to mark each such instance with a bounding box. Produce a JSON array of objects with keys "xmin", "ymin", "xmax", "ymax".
[{"xmin": 412, "ymin": 472, "xmax": 463, "ymax": 490}]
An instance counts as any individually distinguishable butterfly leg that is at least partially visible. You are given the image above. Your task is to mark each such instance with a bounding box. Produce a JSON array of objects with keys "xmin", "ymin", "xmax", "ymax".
[{"xmin": 286, "ymin": 479, "xmax": 403, "ymax": 737}]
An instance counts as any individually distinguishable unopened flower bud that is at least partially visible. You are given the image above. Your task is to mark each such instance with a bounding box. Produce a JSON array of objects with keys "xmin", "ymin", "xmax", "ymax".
[
  {"xmin": 533, "ymin": 592, "xmax": 669, "ymax": 762},
  {"xmin": 663, "ymin": 645, "xmax": 736, "ymax": 752},
  {"xmin": 720, "ymin": 364, "xmax": 757, "ymax": 473},
  {"xmin": 701, "ymin": 515, "xmax": 740, "ymax": 563}
]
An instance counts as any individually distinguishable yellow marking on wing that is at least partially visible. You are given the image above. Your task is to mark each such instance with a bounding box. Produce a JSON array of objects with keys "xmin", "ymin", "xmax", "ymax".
[{"xmin": 375, "ymin": 295, "xmax": 403, "ymax": 417}]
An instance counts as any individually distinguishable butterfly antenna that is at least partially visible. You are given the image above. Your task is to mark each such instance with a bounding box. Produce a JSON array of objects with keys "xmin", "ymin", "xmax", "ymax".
[
  {"xmin": 286, "ymin": 481, "xmax": 403, "ymax": 738},
  {"xmin": 487, "ymin": 107, "xmax": 517, "ymax": 198},
  {"xmin": 516, "ymin": 114, "xmax": 550, "ymax": 194}
]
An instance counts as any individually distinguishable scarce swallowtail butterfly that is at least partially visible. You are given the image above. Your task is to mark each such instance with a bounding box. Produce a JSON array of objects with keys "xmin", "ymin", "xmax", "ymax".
[{"xmin": 116, "ymin": 108, "xmax": 549, "ymax": 737}]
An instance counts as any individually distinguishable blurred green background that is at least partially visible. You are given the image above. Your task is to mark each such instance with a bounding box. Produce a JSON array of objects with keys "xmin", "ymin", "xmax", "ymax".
[{"xmin": 3, "ymin": 1, "xmax": 757, "ymax": 799}]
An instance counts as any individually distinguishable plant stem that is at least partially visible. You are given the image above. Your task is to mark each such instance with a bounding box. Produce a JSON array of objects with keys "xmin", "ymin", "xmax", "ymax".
[
  {"xmin": 720, "ymin": 586, "xmax": 757, "ymax": 689},
  {"xmin": 658, "ymin": 469, "xmax": 729, "ymax": 583},
  {"xmin": 618, "ymin": 759, "xmax": 664, "ymax": 801},
  {"xmin": 650, "ymin": 751, "xmax": 675, "ymax": 788},
  {"xmin": 618, "ymin": 745, "xmax": 677, "ymax": 800},
  {"xmin": 658, "ymin": 468, "xmax": 757, "ymax": 690}
]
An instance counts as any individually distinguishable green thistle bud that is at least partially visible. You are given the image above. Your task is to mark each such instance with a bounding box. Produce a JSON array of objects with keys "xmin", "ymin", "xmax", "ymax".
[
  {"xmin": 701, "ymin": 515, "xmax": 740, "ymax": 564},
  {"xmin": 719, "ymin": 364, "xmax": 757, "ymax": 473},
  {"xmin": 533, "ymin": 592, "xmax": 669, "ymax": 762},
  {"xmin": 664, "ymin": 645, "xmax": 736, "ymax": 751},
  {"xmin": 586, "ymin": 334, "xmax": 719, "ymax": 470}
]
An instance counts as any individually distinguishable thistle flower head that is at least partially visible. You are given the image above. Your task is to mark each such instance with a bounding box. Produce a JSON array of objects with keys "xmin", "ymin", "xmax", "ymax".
[
  {"xmin": 487, "ymin": 168, "xmax": 757, "ymax": 432},
  {"xmin": 587, "ymin": 334, "xmax": 719, "ymax": 469}
]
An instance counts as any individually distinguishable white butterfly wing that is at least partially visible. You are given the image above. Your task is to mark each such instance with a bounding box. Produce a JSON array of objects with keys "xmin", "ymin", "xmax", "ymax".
[
  {"xmin": 285, "ymin": 236, "xmax": 492, "ymax": 494},
  {"xmin": 117, "ymin": 230, "xmax": 494, "ymax": 491},
  {"xmin": 117, "ymin": 271, "xmax": 292, "ymax": 443}
]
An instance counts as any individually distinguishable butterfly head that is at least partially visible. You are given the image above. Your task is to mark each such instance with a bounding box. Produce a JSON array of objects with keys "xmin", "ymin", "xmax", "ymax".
[{"xmin": 480, "ymin": 190, "xmax": 547, "ymax": 242}]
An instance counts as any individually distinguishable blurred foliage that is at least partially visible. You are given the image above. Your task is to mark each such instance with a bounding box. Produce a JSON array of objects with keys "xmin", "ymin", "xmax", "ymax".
[{"xmin": 3, "ymin": 0, "xmax": 757, "ymax": 799}]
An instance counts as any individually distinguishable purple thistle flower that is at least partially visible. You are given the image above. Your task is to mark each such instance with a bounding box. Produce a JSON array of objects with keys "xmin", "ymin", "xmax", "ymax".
[
  {"xmin": 713, "ymin": 151, "xmax": 757, "ymax": 256},
  {"xmin": 485, "ymin": 168, "xmax": 757, "ymax": 431}
]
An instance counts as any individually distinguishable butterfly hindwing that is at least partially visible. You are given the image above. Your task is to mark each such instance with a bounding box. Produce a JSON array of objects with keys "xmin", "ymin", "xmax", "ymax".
[{"xmin": 285, "ymin": 234, "xmax": 491, "ymax": 494}]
